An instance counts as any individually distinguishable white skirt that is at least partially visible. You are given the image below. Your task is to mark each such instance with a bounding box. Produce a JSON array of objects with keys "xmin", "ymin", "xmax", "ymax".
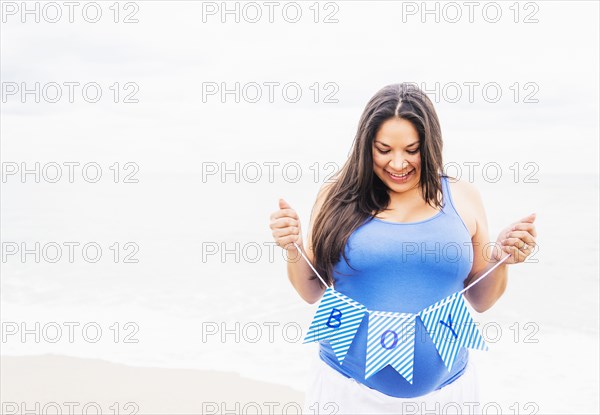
[{"xmin": 303, "ymin": 357, "xmax": 480, "ymax": 415}]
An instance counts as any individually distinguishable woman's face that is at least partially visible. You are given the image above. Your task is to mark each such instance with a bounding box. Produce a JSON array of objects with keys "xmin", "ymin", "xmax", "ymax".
[{"xmin": 372, "ymin": 117, "xmax": 421, "ymax": 192}]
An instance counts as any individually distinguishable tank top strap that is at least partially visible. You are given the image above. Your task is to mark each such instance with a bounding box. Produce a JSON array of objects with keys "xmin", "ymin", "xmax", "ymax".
[
  {"xmin": 440, "ymin": 174, "xmax": 450, "ymax": 213},
  {"xmin": 440, "ymin": 174, "xmax": 460, "ymax": 219}
]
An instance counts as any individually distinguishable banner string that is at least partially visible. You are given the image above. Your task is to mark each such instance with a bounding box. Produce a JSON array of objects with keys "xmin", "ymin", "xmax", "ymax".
[{"xmin": 291, "ymin": 241, "xmax": 512, "ymax": 317}]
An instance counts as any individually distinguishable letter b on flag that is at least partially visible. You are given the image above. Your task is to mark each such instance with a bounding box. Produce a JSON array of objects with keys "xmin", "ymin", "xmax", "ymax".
[{"xmin": 326, "ymin": 308, "xmax": 342, "ymax": 328}]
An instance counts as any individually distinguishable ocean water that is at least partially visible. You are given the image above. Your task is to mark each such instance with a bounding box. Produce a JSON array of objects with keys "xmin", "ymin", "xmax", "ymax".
[{"xmin": 1, "ymin": 171, "xmax": 598, "ymax": 413}]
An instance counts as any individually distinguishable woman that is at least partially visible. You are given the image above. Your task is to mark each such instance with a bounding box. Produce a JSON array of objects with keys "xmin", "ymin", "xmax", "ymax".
[{"xmin": 269, "ymin": 83, "xmax": 537, "ymax": 414}]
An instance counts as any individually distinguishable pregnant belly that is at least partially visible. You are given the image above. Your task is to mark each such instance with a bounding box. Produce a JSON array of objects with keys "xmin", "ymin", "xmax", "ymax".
[{"xmin": 317, "ymin": 316, "xmax": 469, "ymax": 398}]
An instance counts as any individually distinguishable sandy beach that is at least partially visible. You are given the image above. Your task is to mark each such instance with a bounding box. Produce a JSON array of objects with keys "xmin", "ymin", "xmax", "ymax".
[{"xmin": 1, "ymin": 354, "xmax": 305, "ymax": 414}]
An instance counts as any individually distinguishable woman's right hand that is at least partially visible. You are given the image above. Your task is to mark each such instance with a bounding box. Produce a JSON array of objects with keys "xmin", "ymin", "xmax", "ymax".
[{"xmin": 269, "ymin": 198, "xmax": 303, "ymax": 253}]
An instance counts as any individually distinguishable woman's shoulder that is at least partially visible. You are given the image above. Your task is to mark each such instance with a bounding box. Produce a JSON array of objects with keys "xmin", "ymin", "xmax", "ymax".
[
  {"xmin": 444, "ymin": 174, "xmax": 482, "ymax": 203},
  {"xmin": 443, "ymin": 175, "xmax": 482, "ymax": 238}
]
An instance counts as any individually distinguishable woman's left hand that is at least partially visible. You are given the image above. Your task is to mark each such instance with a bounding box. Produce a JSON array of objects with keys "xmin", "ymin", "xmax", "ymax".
[{"xmin": 494, "ymin": 213, "xmax": 537, "ymax": 264}]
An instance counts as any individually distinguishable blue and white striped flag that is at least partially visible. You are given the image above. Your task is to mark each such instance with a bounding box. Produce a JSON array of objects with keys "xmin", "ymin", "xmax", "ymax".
[
  {"xmin": 419, "ymin": 292, "xmax": 488, "ymax": 371},
  {"xmin": 365, "ymin": 311, "xmax": 416, "ymax": 383},
  {"xmin": 303, "ymin": 287, "xmax": 367, "ymax": 364}
]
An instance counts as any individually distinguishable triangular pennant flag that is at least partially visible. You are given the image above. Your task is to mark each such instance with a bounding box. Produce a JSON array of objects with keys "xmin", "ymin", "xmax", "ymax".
[
  {"xmin": 303, "ymin": 287, "xmax": 366, "ymax": 364},
  {"xmin": 365, "ymin": 311, "xmax": 416, "ymax": 383},
  {"xmin": 419, "ymin": 292, "xmax": 488, "ymax": 372}
]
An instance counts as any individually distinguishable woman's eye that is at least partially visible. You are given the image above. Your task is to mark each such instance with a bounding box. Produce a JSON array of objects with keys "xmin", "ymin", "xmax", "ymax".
[{"xmin": 376, "ymin": 148, "xmax": 419, "ymax": 155}]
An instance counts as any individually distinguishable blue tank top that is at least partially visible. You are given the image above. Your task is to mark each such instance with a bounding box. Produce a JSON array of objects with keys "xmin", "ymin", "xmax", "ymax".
[{"xmin": 319, "ymin": 174, "xmax": 474, "ymax": 398}]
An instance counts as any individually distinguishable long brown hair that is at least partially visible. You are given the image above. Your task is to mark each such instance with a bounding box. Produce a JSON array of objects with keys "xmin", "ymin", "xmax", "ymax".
[{"xmin": 310, "ymin": 83, "xmax": 447, "ymax": 288}]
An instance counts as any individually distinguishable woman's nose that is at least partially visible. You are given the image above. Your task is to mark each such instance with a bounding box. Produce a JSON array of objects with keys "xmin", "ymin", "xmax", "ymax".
[{"xmin": 389, "ymin": 154, "xmax": 408, "ymax": 171}]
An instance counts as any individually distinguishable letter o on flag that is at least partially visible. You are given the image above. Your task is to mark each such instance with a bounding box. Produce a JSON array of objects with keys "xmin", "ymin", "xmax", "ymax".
[{"xmin": 380, "ymin": 329, "xmax": 399, "ymax": 350}]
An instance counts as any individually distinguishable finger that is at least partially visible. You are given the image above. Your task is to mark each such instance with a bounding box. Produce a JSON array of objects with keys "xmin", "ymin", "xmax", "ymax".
[
  {"xmin": 270, "ymin": 208, "xmax": 299, "ymax": 221},
  {"xmin": 514, "ymin": 213, "xmax": 536, "ymax": 225},
  {"xmin": 503, "ymin": 245, "xmax": 527, "ymax": 262},
  {"xmin": 272, "ymin": 226, "xmax": 300, "ymax": 238},
  {"xmin": 505, "ymin": 231, "xmax": 536, "ymax": 246},
  {"xmin": 281, "ymin": 208, "xmax": 299, "ymax": 219},
  {"xmin": 508, "ymin": 240, "xmax": 530, "ymax": 258},
  {"xmin": 279, "ymin": 198, "xmax": 292, "ymax": 210},
  {"xmin": 502, "ymin": 239, "xmax": 533, "ymax": 260},
  {"xmin": 502, "ymin": 237, "xmax": 531, "ymax": 251},
  {"xmin": 512, "ymin": 223, "xmax": 537, "ymax": 237},
  {"xmin": 279, "ymin": 236, "xmax": 302, "ymax": 250},
  {"xmin": 270, "ymin": 217, "xmax": 298, "ymax": 229}
]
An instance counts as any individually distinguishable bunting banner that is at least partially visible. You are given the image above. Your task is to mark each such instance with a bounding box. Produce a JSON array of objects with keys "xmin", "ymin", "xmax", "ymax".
[
  {"xmin": 419, "ymin": 292, "xmax": 488, "ymax": 371},
  {"xmin": 365, "ymin": 311, "xmax": 416, "ymax": 383},
  {"xmin": 303, "ymin": 287, "xmax": 367, "ymax": 364},
  {"xmin": 303, "ymin": 287, "xmax": 488, "ymax": 382},
  {"xmin": 294, "ymin": 242, "xmax": 509, "ymax": 384}
]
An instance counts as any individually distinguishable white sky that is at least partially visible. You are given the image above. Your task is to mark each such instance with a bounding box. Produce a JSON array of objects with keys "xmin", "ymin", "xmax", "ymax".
[{"xmin": 1, "ymin": 1, "xmax": 598, "ymax": 175}]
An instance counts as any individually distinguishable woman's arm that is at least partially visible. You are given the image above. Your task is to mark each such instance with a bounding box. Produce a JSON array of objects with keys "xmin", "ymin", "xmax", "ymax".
[
  {"xmin": 461, "ymin": 182, "xmax": 508, "ymax": 313},
  {"xmin": 461, "ymin": 182, "xmax": 537, "ymax": 313},
  {"xmin": 285, "ymin": 182, "xmax": 332, "ymax": 304}
]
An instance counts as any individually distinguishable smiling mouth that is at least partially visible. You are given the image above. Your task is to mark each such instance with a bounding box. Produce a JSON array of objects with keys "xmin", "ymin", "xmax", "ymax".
[{"xmin": 386, "ymin": 169, "xmax": 414, "ymax": 179}]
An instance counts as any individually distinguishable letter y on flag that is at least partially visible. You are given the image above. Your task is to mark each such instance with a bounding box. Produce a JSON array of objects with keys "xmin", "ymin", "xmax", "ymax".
[{"xmin": 419, "ymin": 292, "xmax": 488, "ymax": 372}]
